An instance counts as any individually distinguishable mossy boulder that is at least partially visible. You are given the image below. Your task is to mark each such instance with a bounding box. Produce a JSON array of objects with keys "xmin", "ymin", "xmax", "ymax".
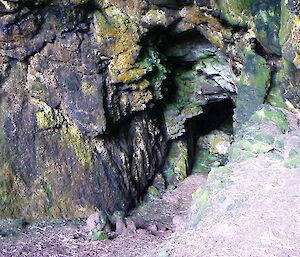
[
  {"xmin": 251, "ymin": 106, "xmax": 290, "ymax": 134},
  {"xmin": 162, "ymin": 139, "xmax": 189, "ymax": 185},
  {"xmin": 280, "ymin": 1, "xmax": 300, "ymax": 68},
  {"xmin": 211, "ymin": 0, "xmax": 256, "ymax": 26},
  {"xmin": 193, "ymin": 129, "xmax": 232, "ymax": 174},
  {"xmin": 231, "ymin": 105, "xmax": 291, "ymax": 162},
  {"xmin": 234, "ymin": 51, "xmax": 270, "ymax": 130}
]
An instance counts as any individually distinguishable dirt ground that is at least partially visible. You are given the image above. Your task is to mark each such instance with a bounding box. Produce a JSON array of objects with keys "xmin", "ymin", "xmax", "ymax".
[
  {"xmin": 149, "ymin": 156, "xmax": 300, "ymax": 257},
  {"xmin": 1, "ymin": 157, "xmax": 299, "ymax": 257},
  {"xmin": 0, "ymin": 174, "xmax": 207, "ymax": 257}
]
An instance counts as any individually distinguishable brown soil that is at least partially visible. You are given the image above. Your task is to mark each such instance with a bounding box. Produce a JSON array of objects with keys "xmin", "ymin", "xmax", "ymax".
[{"xmin": 0, "ymin": 174, "xmax": 207, "ymax": 257}]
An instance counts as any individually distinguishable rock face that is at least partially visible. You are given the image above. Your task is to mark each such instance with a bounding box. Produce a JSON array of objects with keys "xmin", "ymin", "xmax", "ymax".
[{"xmin": 0, "ymin": 0, "xmax": 300, "ymax": 219}]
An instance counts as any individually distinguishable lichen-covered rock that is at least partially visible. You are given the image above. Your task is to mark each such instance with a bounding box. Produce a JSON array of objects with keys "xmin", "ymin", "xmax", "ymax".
[
  {"xmin": 280, "ymin": 0, "xmax": 300, "ymax": 68},
  {"xmin": 211, "ymin": 0, "xmax": 255, "ymax": 26},
  {"xmin": 230, "ymin": 105, "xmax": 290, "ymax": 162},
  {"xmin": 164, "ymin": 35, "xmax": 235, "ymax": 139},
  {"xmin": 161, "ymin": 139, "xmax": 189, "ymax": 185},
  {"xmin": 234, "ymin": 51, "xmax": 271, "ymax": 130},
  {"xmin": 193, "ymin": 129, "xmax": 232, "ymax": 174}
]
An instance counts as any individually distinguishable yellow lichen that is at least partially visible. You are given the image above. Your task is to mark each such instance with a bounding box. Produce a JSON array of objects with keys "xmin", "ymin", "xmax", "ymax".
[
  {"xmin": 142, "ymin": 10, "xmax": 168, "ymax": 26},
  {"xmin": 61, "ymin": 125, "xmax": 93, "ymax": 169},
  {"xmin": 179, "ymin": 6, "xmax": 231, "ymax": 49},
  {"xmin": 293, "ymin": 52, "xmax": 300, "ymax": 69},
  {"xmin": 31, "ymin": 99, "xmax": 64, "ymax": 130},
  {"xmin": 82, "ymin": 81, "xmax": 96, "ymax": 95},
  {"xmin": 93, "ymin": 5, "xmax": 146, "ymax": 84}
]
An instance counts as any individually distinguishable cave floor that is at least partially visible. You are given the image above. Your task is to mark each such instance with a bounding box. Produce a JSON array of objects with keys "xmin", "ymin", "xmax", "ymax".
[
  {"xmin": 150, "ymin": 156, "xmax": 300, "ymax": 257},
  {"xmin": 0, "ymin": 154, "xmax": 299, "ymax": 257},
  {"xmin": 0, "ymin": 174, "xmax": 207, "ymax": 257}
]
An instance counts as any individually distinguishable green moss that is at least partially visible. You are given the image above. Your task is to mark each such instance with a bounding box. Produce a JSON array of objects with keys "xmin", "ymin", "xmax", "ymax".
[
  {"xmin": 190, "ymin": 189, "xmax": 210, "ymax": 226},
  {"xmin": 182, "ymin": 103, "xmax": 203, "ymax": 116},
  {"xmin": 289, "ymin": 149, "xmax": 298, "ymax": 158},
  {"xmin": 251, "ymin": 107, "xmax": 290, "ymax": 133},
  {"xmin": 34, "ymin": 101, "xmax": 64, "ymax": 130},
  {"xmin": 188, "ymin": 165, "xmax": 233, "ymax": 227},
  {"xmin": 235, "ymin": 51, "xmax": 270, "ymax": 128},
  {"xmin": 31, "ymin": 81, "xmax": 48, "ymax": 99},
  {"xmin": 208, "ymin": 166, "xmax": 233, "ymax": 180},
  {"xmin": 279, "ymin": 0, "xmax": 292, "ymax": 46},
  {"xmin": 176, "ymin": 156, "xmax": 187, "ymax": 180},
  {"xmin": 237, "ymin": 140, "xmax": 274, "ymax": 154},
  {"xmin": 147, "ymin": 186, "xmax": 160, "ymax": 199},
  {"xmin": 284, "ymin": 158, "xmax": 300, "ymax": 169},
  {"xmin": 240, "ymin": 52, "xmax": 271, "ymax": 91},
  {"xmin": 88, "ymin": 230, "xmax": 108, "ymax": 241},
  {"xmin": 61, "ymin": 125, "xmax": 93, "ymax": 169},
  {"xmin": 169, "ymin": 70, "xmax": 197, "ymax": 111},
  {"xmin": 253, "ymin": 133, "xmax": 275, "ymax": 145},
  {"xmin": 192, "ymin": 150, "xmax": 219, "ymax": 174},
  {"xmin": 274, "ymin": 140, "xmax": 284, "ymax": 149},
  {"xmin": 229, "ymin": 147, "xmax": 256, "ymax": 162},
  {"xmin": 138, "ymin": 47, "xmax": 169, "ymax": 99},
  {"xmin": 266, "ymin": 86, "xmax": 288, "ymax": 109},
  {"xmin": 163, "ymin": 140, "xmax": 188, "ymax": 185},
  {"xmin": 0, "ymin": 164, "xmax": 13, "ymax": 205},
  {"xmin": 0, "ymin": 180, "xmax": 10, "ymax": 205}
]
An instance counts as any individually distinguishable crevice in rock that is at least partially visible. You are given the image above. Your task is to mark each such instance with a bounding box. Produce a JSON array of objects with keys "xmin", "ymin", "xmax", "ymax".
[{"xmin": 186, "ymin": 99, "xmax": 234, "ymax": 174}]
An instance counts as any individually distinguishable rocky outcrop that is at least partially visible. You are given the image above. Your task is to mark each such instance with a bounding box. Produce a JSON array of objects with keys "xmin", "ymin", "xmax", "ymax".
[{"xmin": 1, "ymin": 0, "xmax": 300, "ymax": 219}]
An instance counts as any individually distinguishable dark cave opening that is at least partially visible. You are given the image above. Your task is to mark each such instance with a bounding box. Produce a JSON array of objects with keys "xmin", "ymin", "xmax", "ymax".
[
  {"xmin": 138, "ymin": 26, "xmax": 236, "ymax": 187},
  {"xmin": 185, "ymin": 99, "xmax": 235, "ymax": 174}
]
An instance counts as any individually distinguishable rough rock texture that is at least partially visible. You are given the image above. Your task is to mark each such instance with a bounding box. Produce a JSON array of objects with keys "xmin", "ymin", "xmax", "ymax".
[{"xmin": 1, "ymin": 0, "xmax": 300, "ymax": 219}]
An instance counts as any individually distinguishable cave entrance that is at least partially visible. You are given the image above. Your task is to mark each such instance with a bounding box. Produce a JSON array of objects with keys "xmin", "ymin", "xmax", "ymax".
[
  {"xmin": 139, "ymin": 25, "xmax": 236, "ymax": 185},
  {"xmin": 186, "ymin": 99, "xmax": 235, "ymax": 176}
]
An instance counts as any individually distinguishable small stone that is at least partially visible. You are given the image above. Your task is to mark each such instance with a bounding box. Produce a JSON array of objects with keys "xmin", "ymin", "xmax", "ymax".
[
  {"xmin": 172, "ymin": 215, "xmax": 186, "ymax": 231},
  {"xmin": 85, "ymin": 211, "xmax": 108, "ymax": 232},
  {"xmin": 125, "ymin": 219, "xmax": 136, "ymax": 234},
  {"xmin": 147, "ymin": 224, "xmax": 159, "ymax": 235},
  {"xmin": 85, "ymin": 212, "xmax": 99, "ymax": 232},
  {"xmin": 147, "ymin": 186, "xmax": 160, "ymax": 199},
  {"xmin": 115, "ymin": 218, "xmax": 126, "ymax": 235}
]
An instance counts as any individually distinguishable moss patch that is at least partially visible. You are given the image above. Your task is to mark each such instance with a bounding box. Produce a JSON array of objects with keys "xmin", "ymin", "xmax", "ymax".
[
  {"xmin": 251, "ymin": 106, "xmax": 290, "ymax": 133},
  {"xmin": 88, "ymin": 230, "xmax": 108, "ymax": 241},
  {"xmin": 188, "ymin": 166, "xmax": 233, "ymax": 228},
  {"xmin": 33, "ymin": 101, "xmax": 64, "ymax": 130},
  {"xmin": 284, "ymin": 158, "xmax": 300, "ymax": 169},
  {"xmin": 235, "ymin": 51, "xmax": 270, "ymax": 128},
  {"xmin": 60, "ymin": 125, "xmax": 93, "ymax": 169}
]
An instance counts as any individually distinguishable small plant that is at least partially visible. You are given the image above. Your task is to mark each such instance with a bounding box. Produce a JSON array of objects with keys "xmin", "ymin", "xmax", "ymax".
[{"xmin": 88, "ymin": 230, "xmax": 108, "ymax": 241}]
